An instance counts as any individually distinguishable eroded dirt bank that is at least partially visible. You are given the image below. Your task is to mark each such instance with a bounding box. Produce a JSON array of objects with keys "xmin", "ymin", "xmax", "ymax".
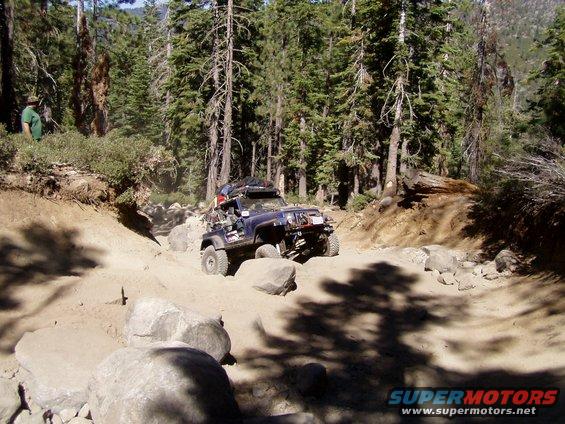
[{"xmin": 1, "ymin": 190, "xmax": 563, "ymax": 423}]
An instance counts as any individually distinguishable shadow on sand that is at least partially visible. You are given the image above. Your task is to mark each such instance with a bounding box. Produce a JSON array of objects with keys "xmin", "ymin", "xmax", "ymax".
[
  {"xmin": 235, "ymin": 261, "xmax": 564, "ymax": 423},
  {"xmin": 0, "ymin": 223, "xmax": 100, "ymax": 353}
]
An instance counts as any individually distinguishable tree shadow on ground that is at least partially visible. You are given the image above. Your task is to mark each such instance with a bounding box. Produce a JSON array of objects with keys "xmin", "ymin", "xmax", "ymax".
[
  {"xmin": 237, "ymin": 261, "xmax": 564, "ymax": 423},
  {"xmin": 145, "ymin": 346, "xmax": 242, "ymax": 424},
  {"xmin": 463, "ymin": 193, "xmax": 565, "ymax": 275},
  {"xmin": 0, "ymin": 223, "xmax": 100, "ymax": 353}
]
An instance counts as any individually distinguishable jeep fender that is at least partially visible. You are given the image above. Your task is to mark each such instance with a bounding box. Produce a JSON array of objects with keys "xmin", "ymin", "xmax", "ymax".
[
  {"xmin": 200, "ymin": 235, "xmax": 226, "ymax": 251},
  {"xmin": 253, "ymin": 220, "xmax": 286, "ymax": 244}
]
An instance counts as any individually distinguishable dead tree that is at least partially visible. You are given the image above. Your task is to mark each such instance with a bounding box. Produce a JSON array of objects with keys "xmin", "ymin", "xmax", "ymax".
[
  {"xmin": 382, "ymin": 0, "xmax": 409, "ymax": 198},
  {"xmin": 219, "ymin": 0, "xmax": 234, "ymax": 186},
  {"xmin": 0, "ymin": 0, "xmax": 17, "ymax": 132},
  {"xmin": 274, "ymin": 85, "xmax": 285, "ymax": 196},
  {"xmin": 72, "ymin": 0, "xmax": 92, "ymax": 134},
  {"xmin": 298, "ymin": 114, "xmax": 307, "ymax": 200},
  {"xmin": 464, "ymin": 0, "xmax": 491, "ymax": 183},
  {"xmin": 206, "ymin": 0, "xmax": 222, "ymax": 200},
  {"xmin": 90, "ymin": 51, "xmax": 109, "ymax": 136}
]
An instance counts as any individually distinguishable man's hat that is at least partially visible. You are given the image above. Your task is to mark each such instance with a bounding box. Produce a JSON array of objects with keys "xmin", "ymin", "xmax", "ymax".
[{"xmin": 26, "ymin": 95, "xmax": 39, "ymax": 104}]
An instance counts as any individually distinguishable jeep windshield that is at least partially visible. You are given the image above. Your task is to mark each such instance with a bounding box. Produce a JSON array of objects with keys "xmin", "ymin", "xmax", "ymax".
[{"xmin": 239, "ymin": 196, "xmax": 286, "ymax": 212}]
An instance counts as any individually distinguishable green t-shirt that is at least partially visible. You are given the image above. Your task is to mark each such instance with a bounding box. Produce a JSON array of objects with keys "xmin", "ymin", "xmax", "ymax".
[{"xmin": 21, "ymin": 106, "xmax": 42, "ymax": 141}]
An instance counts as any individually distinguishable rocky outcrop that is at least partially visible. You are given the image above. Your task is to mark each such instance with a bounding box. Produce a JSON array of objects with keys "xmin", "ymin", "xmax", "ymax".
[
  {"xmin": 88, "ymin": 342, "xmax": 240, "ymax": 424},
  {"xmin": 235, "ymin": 259, "xmax": 298, "ymax": 296},
  {"xmin": 166, "ymin": 216, "xmax": 206, "ymax": 252},
  {"xmin": 0, "ymin": 377, "xmax": 21, "ymax": 423},
  {"xmin": 124, "ymin": 298, "xmax": 231, "ymax": 363},
  {"xmin": 14, "ymin": 327, "xmax": 120, "ymax": 413}
]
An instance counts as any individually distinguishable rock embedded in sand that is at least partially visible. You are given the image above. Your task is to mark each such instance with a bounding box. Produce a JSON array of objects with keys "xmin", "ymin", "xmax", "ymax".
[
  {"xmin": 15, "ymin": 327, "xmax": 120, "ymax": 413},
  {"xmin": 438, "ymin": 272, "xmax": 457, "ymax": 286},
  {"xmin": 88, "ymin": 342, "xmax": 240, "ymax": 424},
  {"xmin": 124, "ymin": 297, "xmax": 231, "ymax": 363},
  {"xmin": 77, "ymin": 403, "xmax": 90, "ymax": 419},
  {"xmin": 424, "ymin": 251, "xmax": 458, "ymax": 274},
  {"xmin": 235, "ymin": 258, "xmax": 297, "ymax": 296},
  {"xmin": 67, "ymin": 418, "xmax": 92, "ymax": 424},
  {"xmin": 58, "ymin": 407, "xmax": 77, "ymax": 422},
  {"xmin": 494, "ymin": 249, "xmax": 519, "ymax": 272},
  {"xmin": 0, "ymin": 377, "xmax": 21, "ymax": 423}
]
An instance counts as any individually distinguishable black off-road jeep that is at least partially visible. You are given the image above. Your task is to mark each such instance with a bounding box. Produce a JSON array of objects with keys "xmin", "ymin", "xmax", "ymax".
[{"xmin": 200, "ymin": 184, "xmax": 339, "ymax": 275}]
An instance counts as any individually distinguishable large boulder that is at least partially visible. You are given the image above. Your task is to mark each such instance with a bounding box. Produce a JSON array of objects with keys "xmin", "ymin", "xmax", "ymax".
[
  {"xmin": 235, "ymin": 258, "xmax": 297, "ymax": 296},
  {"xmin": 167, "ymin": 217, "xmax": 206, "ymax": 252},
  {"xmin": 15, "ymin": 327, "xmax": 120, "ymax": 413},
  {"xmin": 424, "ymin": 251, "xmax": 458, "ymax": 274},
  {"xmin": 124, "ymin": 298, "xmax": 231, "ymax": 363},
  {"xmin": 88, "ymin": 342, "xmax": 241, "ymax": 424},
  {"xmin": 494, "ymin": 249, "xmax": 519, "ymax": 272},
  {"xmin": 0, "ymin": 377, "xmax": 21, "ymax": 423}
]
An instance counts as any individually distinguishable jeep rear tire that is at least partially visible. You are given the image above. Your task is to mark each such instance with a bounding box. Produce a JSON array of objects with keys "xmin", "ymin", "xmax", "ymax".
[
  {"xmin": 201, "ymin": 246, "xmax": 229, "ymax": 275},
  {"xmin": 323, "ymin": 233, "xmax": 340, "ymax": 257},
  {"xmin": 255, "ymin": 244, "xmax": 281, "ymax": 259}
]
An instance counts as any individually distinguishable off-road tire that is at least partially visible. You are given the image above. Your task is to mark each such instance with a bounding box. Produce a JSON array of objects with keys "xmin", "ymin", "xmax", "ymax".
[
  {"xmin": 255, "ymin": 244, "xmax": 281, "ymax": 259},
  {"xmin": 323, "ymin": 233, "xmax": 340, "ymax": 257},
  {"xmin": 201, "ymin": 246, "xmax": 229, "ymax": 275}
]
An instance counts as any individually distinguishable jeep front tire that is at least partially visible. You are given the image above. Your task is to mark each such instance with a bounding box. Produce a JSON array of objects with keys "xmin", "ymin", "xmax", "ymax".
[
  {"xmin": 201, "ymin": 246, "xmax": 229, "ymax": 275},
  {"xmin": 255, "ymin": 244, "xmax": 281, "ymax": 259},
  {"xmin": 323, "ymin": 233, "xmax": 340, "ymax": 257}
]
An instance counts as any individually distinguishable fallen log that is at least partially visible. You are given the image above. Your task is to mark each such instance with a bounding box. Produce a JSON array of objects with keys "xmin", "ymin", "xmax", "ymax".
[{"xmin": 402, "ymin": 169, "xmax": 478, "ymax": 195}]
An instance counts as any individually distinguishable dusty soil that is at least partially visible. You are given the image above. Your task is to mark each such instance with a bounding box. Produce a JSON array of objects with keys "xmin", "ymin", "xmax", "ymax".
[{"xmin": 1, "ymin": 189, "xmax": 563, "ymax": 423}]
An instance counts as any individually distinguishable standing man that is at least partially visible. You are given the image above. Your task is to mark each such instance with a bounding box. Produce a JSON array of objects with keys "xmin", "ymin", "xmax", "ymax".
[{"xmin": 21, "ymin": 95, "xmax": 42, "ymax": 141}]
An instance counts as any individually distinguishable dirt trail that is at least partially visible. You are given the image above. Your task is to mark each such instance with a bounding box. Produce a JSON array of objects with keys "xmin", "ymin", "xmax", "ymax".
[{"xmin": 1, "ymin": 190, "xmax": 563, "ymax": 422}]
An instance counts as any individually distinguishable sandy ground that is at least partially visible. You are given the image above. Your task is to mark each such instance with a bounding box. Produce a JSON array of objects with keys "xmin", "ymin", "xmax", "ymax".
[{"xmin": 1, "ymin": 190, "xmax": 563, "ymax": 423}]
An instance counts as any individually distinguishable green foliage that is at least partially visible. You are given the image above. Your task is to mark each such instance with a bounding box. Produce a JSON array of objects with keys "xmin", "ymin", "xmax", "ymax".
[
  {"xmin": 529, "ymin": 6, "xmax": 565, "ymax": 140},
  {"xmin": 348, "ymin": 192, "xmax": 378, "ymax": 212},
  {"xmin": 5, "ymin": 131, "xmax": 170, "ymax": 189},
  {"xmin": 149, "ymin": 191, "xmax": 198, "ymax": 207},
  {"xmin": 0, "ymin": 131, "xmax": 17, "ymax": 170}
]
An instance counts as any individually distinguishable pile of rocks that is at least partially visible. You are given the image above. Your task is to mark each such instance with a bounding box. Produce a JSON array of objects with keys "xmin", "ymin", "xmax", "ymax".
[
  {"xmin": 418, "ymin": 245, "xmax": 520, "ymax": 291},
  {"xmin": 141, "ymin": 202, "xmax": 203, "ymax": 237},
  {"xmin": 8, "ymin": 297, "xmax": 316, "ymax": 423}
]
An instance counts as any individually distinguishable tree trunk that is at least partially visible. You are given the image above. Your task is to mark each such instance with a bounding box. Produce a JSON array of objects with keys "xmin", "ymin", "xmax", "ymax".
[
  {"xmin": 163, "ymin": 5, "xmax": 172, "ymax": 146},
  {"xmin": 274, "ymin": 86, "xmax": 284, "ymax": 194},
  {"xmin": 219, "ymin": 0, "xmax": 234, "ymax": 185},
  {"xmin": 353, "ymin": 167, "xmax": 360, "ymax": 196},
  {"xmin": 315, "ymin": 184, "xmax": 326, "ymax": 205},
  {"xmin": 266, "ymin": 116, "xmax": 273, "ymax": 181},
  {"xmin": 251, "ymin": 141, "xmax": 256, "ymax": 177},
  {"xmin": 91, "ymin": 51, "xmax": 109, "ymax": 136},
  {"xmin": 402, "ymin": 169, "xmax": 478, "ymax": 195},
  {"xmin": 399, "ymin": 137, "xmax": 409, "ymax": 174},
  {"xmin": 206, "ymin": 0, "xmax": 221, "ymax": 200},
  {"xmin": 298, "ymin": 115, "xmax": 307, "ymax": 200},
  {"xmin": 382, "ymin": 4, "xmax": 406, "ymax": 198},
  {"xmin": 72, "ymin": 0, "xmax": 92, "ymax": 134},
  {"xmin": 0, "ymin": 0, "xmax": 17, "ymax": 132},
  {"xmin": 466, "ymin": 0, "xmax": 489, "ymax": 184}
]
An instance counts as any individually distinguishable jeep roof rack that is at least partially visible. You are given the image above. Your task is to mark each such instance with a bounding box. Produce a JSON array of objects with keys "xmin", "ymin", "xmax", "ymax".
[{"xmin": 230, "ymin": 186, "xmax": 279, "ymax": 198}]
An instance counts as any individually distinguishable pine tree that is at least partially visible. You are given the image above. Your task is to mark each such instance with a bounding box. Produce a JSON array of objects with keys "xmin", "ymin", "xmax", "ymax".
[{"xmin": 530, "ymin": 6, "xmax": 565, "ymax": 140}]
